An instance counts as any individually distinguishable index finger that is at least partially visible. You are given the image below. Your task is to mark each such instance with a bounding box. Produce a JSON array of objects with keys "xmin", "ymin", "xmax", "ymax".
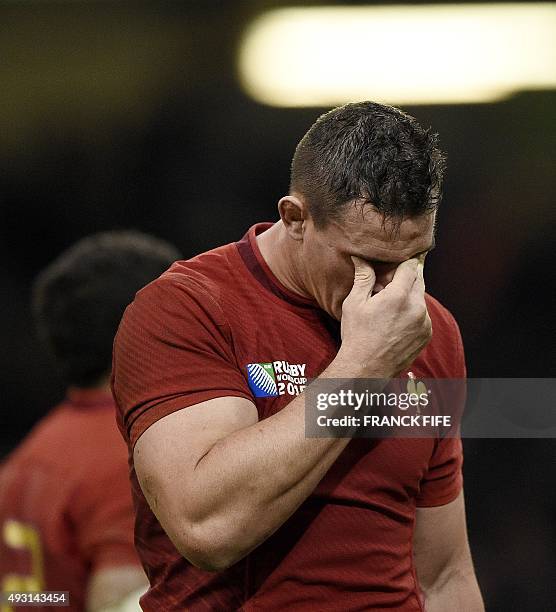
[
  {"xmin": 388, "ymin": 257, "xmax": 420, "ymax": 292},
  {"xmin": 411, "ymin": 258, "xmax": 426, "ymax": 296}
]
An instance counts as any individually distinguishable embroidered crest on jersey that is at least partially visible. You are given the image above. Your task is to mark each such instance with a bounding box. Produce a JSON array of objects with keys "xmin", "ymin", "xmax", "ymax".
[{"xmin": 246, "ymin": 361, "xmax": 307, "ymax": 398}]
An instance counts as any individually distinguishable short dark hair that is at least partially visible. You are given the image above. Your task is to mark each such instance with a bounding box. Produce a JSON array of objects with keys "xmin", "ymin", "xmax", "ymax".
[
  {"xmin": 32, "ymin": 230, "xmax": 181, "ymax": 387},
  {"xmin": 290, "ymin": 101, "xmax": 446, "ymax": 227}
]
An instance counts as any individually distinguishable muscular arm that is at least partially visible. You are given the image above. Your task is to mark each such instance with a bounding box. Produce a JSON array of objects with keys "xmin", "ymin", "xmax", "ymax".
[
  {"xmin": 413, "ymin": 490, "xmax": 484, "ymax": 611},
  {"xmin": 133, "ymin": 257, "xmax": 431, "ymax": 571},
  {"xmin": 135, "ymin": 367, "xmax": 354, "ymax": 571}
]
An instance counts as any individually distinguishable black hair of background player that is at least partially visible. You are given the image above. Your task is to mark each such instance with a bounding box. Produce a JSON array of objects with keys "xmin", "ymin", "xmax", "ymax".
[{"xmin": 32, "ymin": 230, "xmax": 181, "ymax": 387}]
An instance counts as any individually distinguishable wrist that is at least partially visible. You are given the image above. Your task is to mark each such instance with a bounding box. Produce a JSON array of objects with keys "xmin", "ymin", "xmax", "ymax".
[{"xmin": 332, "ymin": 346, "xmax": 392, "ymax": 380}]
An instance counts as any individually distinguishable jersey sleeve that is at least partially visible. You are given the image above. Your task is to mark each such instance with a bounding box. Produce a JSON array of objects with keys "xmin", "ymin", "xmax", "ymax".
[
  {"xmin": 112, "ymin": 274, "xmax": 253, "ymax": 448},
  {"xmin": 416, "ymin": 313, "xmax": 466, "ymax": 508}
]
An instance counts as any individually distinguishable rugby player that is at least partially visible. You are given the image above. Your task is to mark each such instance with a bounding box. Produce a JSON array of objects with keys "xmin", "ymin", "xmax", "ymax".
[
  {"xmin": 113, "ymin": 102, "xmax": 484, "ymax": 610},
  {"xmin": 0, "ymin": 231, "xmax": 180, "ymax": 611}
]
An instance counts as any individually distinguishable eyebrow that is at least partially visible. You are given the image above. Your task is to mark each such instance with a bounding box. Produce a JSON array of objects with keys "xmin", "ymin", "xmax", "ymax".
[{"xmin": 357, "ymin": 237, "xmax": 436, "ymax": 265}]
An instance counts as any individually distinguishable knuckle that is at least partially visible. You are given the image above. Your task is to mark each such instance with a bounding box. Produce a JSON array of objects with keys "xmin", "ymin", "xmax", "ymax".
[{"xmin": 353, "ymin": 271, "xmax": 374, "ymax": 284}]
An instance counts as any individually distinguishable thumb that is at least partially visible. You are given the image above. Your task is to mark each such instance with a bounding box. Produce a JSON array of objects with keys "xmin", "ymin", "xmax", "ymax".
[{"xmin": 350, "ymin": 256, "xmax": 376, "ymax": 293}]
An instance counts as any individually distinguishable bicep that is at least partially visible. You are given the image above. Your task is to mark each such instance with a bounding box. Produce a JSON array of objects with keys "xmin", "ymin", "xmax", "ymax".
[
  {"xmin": 413, "ymin": 489, "xmax": 473, "ymax": 589},
  {"xmin": 133, "ymin": 396, "xmax": 257, "ymax": 532}
]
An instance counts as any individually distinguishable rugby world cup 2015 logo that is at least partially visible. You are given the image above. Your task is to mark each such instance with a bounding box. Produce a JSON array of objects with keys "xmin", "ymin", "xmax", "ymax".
[
  {"xmin": 246, "ymin": 363, "xmax": 279, "ymax": 397},
  {"xmin": 246, "ymin": 360, "xmax": 308, "ymax": 398}
]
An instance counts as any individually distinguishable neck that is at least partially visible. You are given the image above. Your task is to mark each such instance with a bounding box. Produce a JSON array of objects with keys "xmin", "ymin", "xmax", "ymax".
[{"xmin": 256, "ymin": 221, "xmax": 312, "ymax": 300}]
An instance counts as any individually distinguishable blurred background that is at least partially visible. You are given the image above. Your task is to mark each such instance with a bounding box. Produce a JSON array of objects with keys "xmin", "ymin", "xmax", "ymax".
[{"xmin": 1, "ymin": 1, "xmax": 554, "ymax": 609}]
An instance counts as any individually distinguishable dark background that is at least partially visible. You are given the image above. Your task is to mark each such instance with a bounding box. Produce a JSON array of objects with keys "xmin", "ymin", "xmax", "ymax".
[{"xmin": 1, "ymin": 2, "xmax": 555, "ymax": 609}]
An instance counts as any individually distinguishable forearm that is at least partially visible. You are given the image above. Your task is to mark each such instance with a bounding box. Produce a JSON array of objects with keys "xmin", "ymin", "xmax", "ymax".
[
  {"xmin": 189, "ymin": 406, "xmax": 346, "ymax": 565},
  {"xmin": 422, "ymin": 567, "xmax": 484, "ymax": 612},
  {"xmin": 186, "ymin": 352, "xmax": 383, "ymax": 566}
]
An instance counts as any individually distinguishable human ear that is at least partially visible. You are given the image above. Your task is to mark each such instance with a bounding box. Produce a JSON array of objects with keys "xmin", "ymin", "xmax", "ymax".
[{"xmin": 277, "ymin": 195, "xmax": 307, "ymax": 240}]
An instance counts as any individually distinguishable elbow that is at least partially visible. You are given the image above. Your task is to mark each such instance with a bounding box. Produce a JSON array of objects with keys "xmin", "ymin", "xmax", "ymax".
[{"xmin": 174, "ymin": 521, "xmax": 246, "ymax": 573}]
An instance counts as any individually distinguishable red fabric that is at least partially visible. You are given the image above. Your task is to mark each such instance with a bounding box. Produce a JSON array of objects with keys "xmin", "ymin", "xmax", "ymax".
[
  {"xmin": 112, "ymin": 223, "xmax": 465, "ymax": 611},
  {"xmin": 0, "ymin": 390, "xmax": 140, "ymax": 612}
]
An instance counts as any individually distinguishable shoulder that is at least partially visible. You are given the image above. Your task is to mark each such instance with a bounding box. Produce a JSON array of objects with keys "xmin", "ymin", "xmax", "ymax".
[
  {"xmin": 425, "ymin": 293, "xmax": 462, "ymax": 340},
  {"xmin": 0, "ymin": 408, "xmax": 83, "ymax": 491},
  {"xmin": 129, "ymin": 243, "xmax": 241, "ymax": 325},
  {"xmin": 1, "ymin": 407, "xmax": 68, "ymax": 469},
  {"xmin": 6, "ymin": 405, "xmax": 126, "ymax": 471},
  {"xmin": 113, "ymin": 246, "xmax": 245, "ymax": 372},
  {"xmin": 421, "ymin": 293, "xmax": 466, "ymax": 377}
]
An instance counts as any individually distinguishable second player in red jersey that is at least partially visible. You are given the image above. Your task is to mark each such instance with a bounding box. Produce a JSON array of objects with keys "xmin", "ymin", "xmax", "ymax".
[{"xmin": 0, "ymin": 231, "xmax": 180, "ymax": 611}]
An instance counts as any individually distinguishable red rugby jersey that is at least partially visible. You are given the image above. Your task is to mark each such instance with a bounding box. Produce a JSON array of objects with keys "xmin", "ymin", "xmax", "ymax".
[
  {"xmin": 112, "ymin": 223, "xmax": 465, "ymax": 612},
  {"xmin": 0, "ymin": 389, "xmax": 141, "ymax": 612}
]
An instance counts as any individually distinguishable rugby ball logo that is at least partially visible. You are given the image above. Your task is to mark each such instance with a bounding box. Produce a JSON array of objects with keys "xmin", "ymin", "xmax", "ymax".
[{"xmin": 246, "ymin": 363, "xmax": 279, "ymax": 397}]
